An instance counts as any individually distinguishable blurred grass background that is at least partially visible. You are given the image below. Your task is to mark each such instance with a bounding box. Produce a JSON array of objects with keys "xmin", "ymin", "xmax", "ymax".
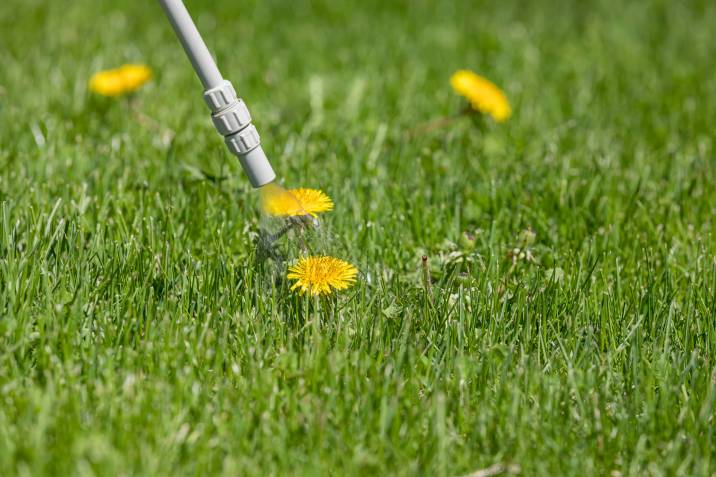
[{"xmin": 1, "ymin": 0, "xmax": 715, "ymax": 475}]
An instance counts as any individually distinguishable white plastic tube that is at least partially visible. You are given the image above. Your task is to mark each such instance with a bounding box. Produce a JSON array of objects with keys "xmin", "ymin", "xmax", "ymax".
[
  {"xmin": 158, "ymin": 0, "xmax": 223, "ymax": 90},
  {"xmin": 158, "ymin": 0, "xmax": 276, "ymax": 187}
]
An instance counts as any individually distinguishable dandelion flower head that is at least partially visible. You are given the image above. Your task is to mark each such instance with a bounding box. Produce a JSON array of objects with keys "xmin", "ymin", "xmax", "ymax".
[
  {"xmin": 450, "ymin": 69, "xmax": 511, "ymax": 122},
  {"xmin": 89, "ymin": 64, "xmax": 152, "ymax": 97},
  {"xmin": 261, "ymin": 186, "xmax": 333, "ymax": 218},
  {"xmin": 287, "ymin": 256, "xmax": 358, "ymax": 296}
]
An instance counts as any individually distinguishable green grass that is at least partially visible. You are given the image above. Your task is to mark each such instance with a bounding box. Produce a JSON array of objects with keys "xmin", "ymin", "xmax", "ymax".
[{"xmin": 1, "ymin": 0, "xmax": 716, "ymax": 475}]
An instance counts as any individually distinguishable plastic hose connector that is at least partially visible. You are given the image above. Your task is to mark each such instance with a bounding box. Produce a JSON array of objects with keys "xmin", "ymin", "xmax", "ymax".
[
  {"xmin": 202, "ymin": 80, "xmax": 275, "ymax": 187},
  {"xmin": 212, "ymin": 100, "xmax": 251, "ymax": 136},
  {"xmin": 203, "ymin": 80, "xmax": 237, "ymax": 112},
  {"xmin": 225, "ymin": 124, "xmax": 260, "ymax": 155}
]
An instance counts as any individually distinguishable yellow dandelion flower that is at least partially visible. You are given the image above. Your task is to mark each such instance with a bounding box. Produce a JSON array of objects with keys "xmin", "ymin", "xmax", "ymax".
[
  {"xmin": 261, "ymin": 184, "xmax": 333, "ymax": 218},
  {"xmin": 450, "ymin": 69, "xmax": 511, "ymax": 122},
  {"xmin": 89, "ymin": 64, "xmax": 152, "ymax": 97},
  {"xmin": 287, "ymin": 256, "xmax": 358, "ymax": 296}
]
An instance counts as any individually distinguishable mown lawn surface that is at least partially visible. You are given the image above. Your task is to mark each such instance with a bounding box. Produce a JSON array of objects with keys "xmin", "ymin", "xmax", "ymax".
[{"xmin": 1, "ymin": 0, "xmax": 715, "ymax": 475}]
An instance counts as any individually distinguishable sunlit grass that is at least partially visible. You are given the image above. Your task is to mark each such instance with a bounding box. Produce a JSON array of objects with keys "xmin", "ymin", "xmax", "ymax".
[{"xmin": 0, "ymin": 0, "xmax": 715, "ymax": 475}]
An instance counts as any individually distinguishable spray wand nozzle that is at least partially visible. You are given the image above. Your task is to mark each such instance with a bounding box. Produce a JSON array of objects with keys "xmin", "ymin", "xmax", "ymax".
[{"xmin": 158, "ymin": 0, "xmax": 276, "ymax": 188}]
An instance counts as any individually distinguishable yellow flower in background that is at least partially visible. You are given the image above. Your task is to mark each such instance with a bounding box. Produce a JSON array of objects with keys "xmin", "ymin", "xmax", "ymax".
[
  {"xmin": 450, "ymin": 69, "xmax": 511, "ymax": 122},
  {"xmin": 262, "ymin": 186, "xmax": 333, "ymax": 218},
  {"xmin": 89, "ymin": 64, "xmax": 152, "ymax": 96},
  {"xmin": 288, "ymin": 256, "xmax": 358, "ymax": 296}
]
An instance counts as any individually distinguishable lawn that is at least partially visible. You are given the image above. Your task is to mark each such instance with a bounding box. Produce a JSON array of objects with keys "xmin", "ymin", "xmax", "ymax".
[{"xmin": 1, "ymin": 0, "xmax": 715, "ymax": 475}]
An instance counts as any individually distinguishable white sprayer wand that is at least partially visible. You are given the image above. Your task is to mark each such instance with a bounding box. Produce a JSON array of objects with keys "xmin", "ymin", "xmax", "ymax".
[{"xmin": 158, "ymin": 0, "xmax": 276, "ymax": 187}]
